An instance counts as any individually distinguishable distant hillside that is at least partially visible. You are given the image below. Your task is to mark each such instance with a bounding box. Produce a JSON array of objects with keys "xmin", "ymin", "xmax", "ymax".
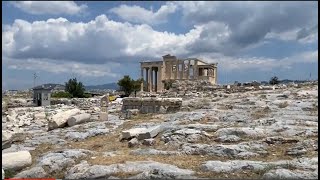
[
  {"xmin": 261, "ymin": 79, "xmax": 310, "ymax": 85},
  {"xmin": 32, "ymin": 83, "xmax": 65, "ymax": 90},
  {"xmin": 85, "ymin": 83, "xmax": 119, "ymax": 90},
  {"xmin": 279, "ymin": 79, "xmax": 309, "ymax": 84}
]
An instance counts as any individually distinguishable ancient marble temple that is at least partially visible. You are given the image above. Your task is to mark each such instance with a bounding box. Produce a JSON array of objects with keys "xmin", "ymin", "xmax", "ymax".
[{"xmin": 140, "ymin": 54, "xmax": 218, "ymax": 92}]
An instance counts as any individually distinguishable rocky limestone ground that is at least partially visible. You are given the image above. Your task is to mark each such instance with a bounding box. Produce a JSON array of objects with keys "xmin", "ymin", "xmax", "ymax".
[{"xmin": 2, "ymin": 82, "xmax": 318, "ymax": 179}]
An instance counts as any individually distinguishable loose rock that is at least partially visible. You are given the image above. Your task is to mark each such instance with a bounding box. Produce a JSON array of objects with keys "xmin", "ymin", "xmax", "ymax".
[
  {"xmin": 128, "ymin": 138, "xmax": 139, "ymax": 148},
  {"xmin": 2, "ymin": 151, "xmax": 32, "ymax": 171},
  {"xmin": 67, "ymin": 113, "xmax": 91, "ymax": 127}
]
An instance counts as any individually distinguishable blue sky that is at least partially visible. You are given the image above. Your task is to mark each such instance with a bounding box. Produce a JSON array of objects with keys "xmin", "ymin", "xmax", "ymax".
[{"xmin": 2, "ymin": 1, "xmax": 318, "ymax": 90}]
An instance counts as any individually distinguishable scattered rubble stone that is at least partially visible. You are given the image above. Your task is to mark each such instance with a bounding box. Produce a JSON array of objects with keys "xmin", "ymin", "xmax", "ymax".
[
  {"xmin": 128, "ymin": 138, "xmax": 139, "ymax": 148},
  {"xmin": 142, "ymin": 138, "xmax": 156, "ymax": 146},
  {"xmin": 48, "ymin": 108, "xmax": 81, "ymax": 130},
  {"xmin": 2, "ymin": 151, "xmax": 32, "ymax": 171},
  {"xmin": 2, "ymin": 81, "xmax": 318, "ymax": 179}
]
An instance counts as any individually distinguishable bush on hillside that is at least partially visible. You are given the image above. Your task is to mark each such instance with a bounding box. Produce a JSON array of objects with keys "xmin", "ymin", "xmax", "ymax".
[{"xmin": 51, "ymin": 91, "xmax": 73, "ymax": 98}]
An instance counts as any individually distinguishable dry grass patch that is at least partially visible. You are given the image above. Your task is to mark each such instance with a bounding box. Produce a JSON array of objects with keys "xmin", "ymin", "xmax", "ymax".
[
  {"xmin": 258, "ymin": 143, "xmax": 295, "ymax": 161},
  {"xmin": 129, "ymin": 113, "xmax": 153, "ymax": 120},
  {"xmin": 110, "ymin": 171, "xmax": 141, "ymax": 178},
  {"xmin": 122, "ymin": 113, "xmax": 163, "ymax": 129},
  {"xmin": 68, "ymin": 116, "xmax": 170, "ymax": 153},
  {"xmin": 67, "ymin": 133, "xmax": 315, "ymax": 179},
  {"xmin": 251, "ymin": 106, "xmax": 271, "ymax": 119},
  {"xmin": 68, "ymin": 132, "xmax": 124, "ymax": 152},
  {"xmin": 254, "ymin": 163, "xmax": 297, "ymax": 178},
  {"xmin": 28, "ymin": 143, "xmax": 70, "ymax": 178},
  {"xmin": 249, "ymin": 138, "xmax": 317, "ymax": 162},
  {"xmin": 217, "ymin": 104, "xmax": 234, "ymax": 110},
  {"xmin": 88, "ymin": 154, "xmax": 210, "ymax": 170},
  {"xmin": 88, "ymin": 154, "xmax": 243, "ymax": 179},
  {"xmin": 87, "ymin": 152, "xmax": 296, "ymax": 179},
  {"xmin": 29, "ymin": 143, "xmax": 56, "ymax": 166},
  {"xmin": 278, "ymin": 101, "xmax": 289, "ymax": 108},
  {"xmin": 198, "ymin": 115, "xmax": 210, "ymax": 124}
]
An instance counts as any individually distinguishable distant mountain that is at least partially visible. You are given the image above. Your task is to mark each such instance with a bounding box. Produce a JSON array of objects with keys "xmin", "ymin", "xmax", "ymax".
[
  {"xmin": 85, "ymin": 83, "xmax": 119, "ymax": 90},
  {"xmin": 260, "ymin": 79, "xmax": 310, "ymax": 85},
  {"xmin": 279, "ymin": 79, "xmax": 309, "ymax": 84}
]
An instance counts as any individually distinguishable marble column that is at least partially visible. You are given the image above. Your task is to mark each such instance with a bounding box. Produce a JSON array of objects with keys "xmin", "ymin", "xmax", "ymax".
[
  {"xmin": 146, "ymin": 68, "xmax": 149, "ymax": 92},
  {"xmin": 149, "ymin": 67, "xmax": 152, "ymax": 92},
  {"xmin": 157, "ymin": 66, "xmax": 163, "ymax": 91},
  {"xmin": 194, "ymin": 61, "xmax": 198, "ymax": 79},
  {"xmin": 140, "ymin": 67, "xmax": 144, "ymax": 91},
  {"xmin": 175, "ymin": 60, "xmax": 179, "ymax": 79},
  {"xmin": 154, "ymin": 68, "xmax": 158, "ymax": 92}
]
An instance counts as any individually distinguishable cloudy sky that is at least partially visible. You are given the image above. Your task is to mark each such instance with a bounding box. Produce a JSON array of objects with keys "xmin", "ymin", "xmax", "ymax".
[{"xmin": 2, "ymin": 1, "xmax": 318, "ymax": 90}]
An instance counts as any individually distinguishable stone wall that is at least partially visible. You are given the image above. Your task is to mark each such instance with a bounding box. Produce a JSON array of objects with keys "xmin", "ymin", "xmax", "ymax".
[
  {"xmin": 51, "ymin": 98, "xmax": 101, "ymax": 110},
  {"xmin": 122, "ymin": 97, "xmax": 182, "ymax": 114},
  {"xmin": 170, "ymin": 80, "xmax": 220, "ymax": 92}
]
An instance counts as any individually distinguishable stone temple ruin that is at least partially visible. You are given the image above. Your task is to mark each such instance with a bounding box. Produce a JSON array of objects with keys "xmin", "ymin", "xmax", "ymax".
[{"xmin": 140, "ymin": 54, "xmax": 218, "ymax": 92}]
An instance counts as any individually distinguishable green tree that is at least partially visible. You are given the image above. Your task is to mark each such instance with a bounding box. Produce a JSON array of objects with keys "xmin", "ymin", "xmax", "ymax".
[
  {"xmin": 269, "ymin": 76, "xmax": 280, "ymax": 85},
  {"xmin": 65, "ymin": 78, "xmax": 85, "ymax": 98},
  {"xmin": 117, "ymin": 75, "xmax": 143, "ymax": 97}
]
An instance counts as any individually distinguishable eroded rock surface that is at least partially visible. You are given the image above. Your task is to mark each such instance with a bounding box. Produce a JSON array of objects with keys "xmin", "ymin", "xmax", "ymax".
[{"xmin": 2, "ymin": 82, "xmax": 318, "ymax": 179}]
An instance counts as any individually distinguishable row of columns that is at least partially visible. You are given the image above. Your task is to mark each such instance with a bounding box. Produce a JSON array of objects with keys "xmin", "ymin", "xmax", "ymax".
[
  {"xmin": 141, "ymin": 66, "xmax": 162, "ymax": 92},
  {"xmin": 198, "ymin": 68, "xmax": 215, "ymax": 77}
]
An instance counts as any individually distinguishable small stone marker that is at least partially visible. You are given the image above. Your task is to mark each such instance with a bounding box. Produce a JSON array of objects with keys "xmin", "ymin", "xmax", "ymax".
[{"xmin": 99, "ymin": 94, "xmax": 109, "ymax": 121}]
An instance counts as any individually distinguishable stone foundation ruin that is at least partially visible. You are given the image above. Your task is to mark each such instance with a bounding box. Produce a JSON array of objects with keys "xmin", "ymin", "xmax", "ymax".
[{"xmin": 122, "ymin": 97, "xmax": 182, "ymax": 114}]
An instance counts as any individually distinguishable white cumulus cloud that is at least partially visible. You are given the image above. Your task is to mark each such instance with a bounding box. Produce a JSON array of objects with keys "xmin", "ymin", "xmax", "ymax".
[
  {"xmin": 10, "ymin": 1, "xmax": 87, "ymax": 15},
  {"xmin": 2, "ymin": 15, "xmax": 201, "ymax": 64},
  {"xmin": 109, "ymin": 2, "xmax": 177, "ymax": 24}
]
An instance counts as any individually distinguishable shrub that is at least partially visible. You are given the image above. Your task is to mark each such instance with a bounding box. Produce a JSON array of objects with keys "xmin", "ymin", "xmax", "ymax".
[
  {"xmin": 4, "ymin": 169, "xmax": 17, "ymax": 178},
  {"xmin": 269, "ymin": 76, "xmax": 280, "ymax": 85},
  {"xmin": 51, "ymin": 91, "xmax": 73, "ymax": 98},
  {"xmin": 83, "ymin": 93, "xmax": 92, "ymax": 98},
  {"xmin": 65, "ymin": 78, "xmax": 85, "ymax": 98},
  {"xmin": 117, "ymin": 75, "xmax": 143, "ymax": 97}
]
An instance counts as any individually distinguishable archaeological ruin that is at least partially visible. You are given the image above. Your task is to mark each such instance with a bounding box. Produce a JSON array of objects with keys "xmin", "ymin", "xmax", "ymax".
[{"xmin": 140, "ymin": 54, "xmax": 218, "ymax": 92}]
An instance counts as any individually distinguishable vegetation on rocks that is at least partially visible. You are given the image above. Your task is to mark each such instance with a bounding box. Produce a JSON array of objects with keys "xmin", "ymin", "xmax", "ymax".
[
  {"xmin": 117, "ymin": 75, "xmax": 143, "ymax": 97},
  {"xmin": 269, "ymin": 76, "xmax": 280, "ymax": 85},
  {"xmin": 65, "ymin": 78, "xmax": 86, "ymax": 98},
  {"xmin": 51, "ymin": 92, "xmax": 73, "ymax": 98}
]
